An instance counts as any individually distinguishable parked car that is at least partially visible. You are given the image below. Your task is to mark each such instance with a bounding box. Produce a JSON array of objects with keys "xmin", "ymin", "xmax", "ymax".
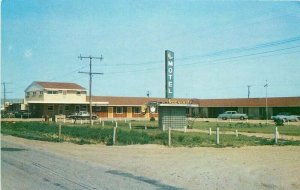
[
  {"xmin": 218, "ymin": 111, "xmax": 248, "ymax": 120},
  {"xmin": 66, "ymin": 112, "xmax": 78, "ymax": 119},
  {"xmin": 271, "ymin": 112, "xmax": 300, "ymax": 122},
  {"xmin": 67, "ymin": 111, "xmax": 98, "ymax": 120},
  {"xmin": 14, "ymin": 110, "xmax": 32, "ymax": 118}
]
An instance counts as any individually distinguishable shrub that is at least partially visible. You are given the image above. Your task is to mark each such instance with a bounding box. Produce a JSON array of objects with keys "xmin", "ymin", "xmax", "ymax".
[
  {"xmin": 104, "ymin": 135, "xmax": 113, "ymax": 145},
  {"xmin": 274, "ymin": 118, "xmax": 284, "ymax": 126}
]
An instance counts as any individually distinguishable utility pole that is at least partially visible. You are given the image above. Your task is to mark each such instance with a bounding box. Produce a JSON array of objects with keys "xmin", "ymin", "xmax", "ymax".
[
  {"xmin": 147, "ymin": 91, "xmax": 150, "ymax": 98},
  {"xmin": 78, "ymin": 54, "xmax": 103, "ymax": 126},
  {"xmin": 247, "ymin": 85, "xmax": 251, "ymax": 99},
  {"xmin": 1, "ymin": 82, "xmax": 12, "ymax": 111},
  {"xmin": 264, "ymin": 80, "xmax": 269, "ymax": 125}
]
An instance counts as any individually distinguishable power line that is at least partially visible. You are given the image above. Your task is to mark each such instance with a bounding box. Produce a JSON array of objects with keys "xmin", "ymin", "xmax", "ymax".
[
  {"xmin": 100, "ymin": 36, "xmax": 300, "ymax": 67},
  {"xmin": 45, "ymin": 36, "xmax": 300, "ymax": 84},
  {"xmin": 104, "ymin": 45, "xmax": 300, "ymax": 75},
  {"xmin": 78, "ymin": 54, "xmax": 104, "ymax": 126},
  {"xmin": 176, "ymin": 36, "xmax": 300, "ymax": 62},
  {"xmin": 179, "ymin": 45, "xmax": 300, "ymax": 67},
  {"xmin": 36, "ymin": 36, "xmax": 300, "ymax": 88},
  {"xmin": 48, "ymin": 65, "xmax": 89, "ymax": 82}
]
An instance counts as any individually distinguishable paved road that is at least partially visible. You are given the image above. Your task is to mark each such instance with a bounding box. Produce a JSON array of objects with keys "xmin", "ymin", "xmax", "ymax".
[{"xmin": 1, "ymin": 139, "xmax": 182, "ymax": 190}]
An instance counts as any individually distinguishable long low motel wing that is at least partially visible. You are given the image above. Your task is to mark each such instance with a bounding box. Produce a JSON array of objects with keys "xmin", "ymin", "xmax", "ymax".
[{"xmin": 23, "ymin": 81, "xmax": 300, "ymax": 119}]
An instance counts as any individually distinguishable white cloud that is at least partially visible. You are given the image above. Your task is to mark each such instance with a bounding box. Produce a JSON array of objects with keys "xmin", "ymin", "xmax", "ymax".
[{"xmin": 24, "ymin": 49, "xmax": 33, "ymax": 58}]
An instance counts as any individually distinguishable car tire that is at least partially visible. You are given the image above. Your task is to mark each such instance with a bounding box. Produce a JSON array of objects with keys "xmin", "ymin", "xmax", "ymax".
[{"xmin": 240, "ymin": 116, "xmax": 245, "ymax": 120}]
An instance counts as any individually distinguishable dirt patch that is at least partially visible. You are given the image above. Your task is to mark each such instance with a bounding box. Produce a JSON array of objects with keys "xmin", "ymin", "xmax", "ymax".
[{"xmin": 2, "ymin": 135, "xmax": 300, "ymax": 190}]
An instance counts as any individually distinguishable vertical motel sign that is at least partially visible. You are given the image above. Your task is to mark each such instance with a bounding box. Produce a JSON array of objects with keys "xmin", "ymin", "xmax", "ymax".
[{"xmin": 165, "ymin": 50, "xmax": 174, "ymax": 99}]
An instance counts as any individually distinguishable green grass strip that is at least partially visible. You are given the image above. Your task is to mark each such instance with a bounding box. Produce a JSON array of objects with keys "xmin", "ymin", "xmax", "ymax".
[{"xmin": 1, "ymin": 122, "xmax": 300, "ymax": 147}]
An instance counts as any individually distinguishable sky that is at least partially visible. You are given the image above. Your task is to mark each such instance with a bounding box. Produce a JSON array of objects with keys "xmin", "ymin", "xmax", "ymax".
[{"xmin": 2, "ymin": 0, "xmax": 300, "ymax": 100}]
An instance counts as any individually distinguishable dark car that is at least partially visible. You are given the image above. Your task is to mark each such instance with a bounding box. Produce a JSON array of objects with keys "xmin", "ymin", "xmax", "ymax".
[{"xmin": 14, "ymin": 111, "xmax": 32, "ymax": 118}]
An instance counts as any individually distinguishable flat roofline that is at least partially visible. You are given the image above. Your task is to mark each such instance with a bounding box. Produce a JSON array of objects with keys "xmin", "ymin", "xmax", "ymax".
[{"xmin": 27, "ymin": 101, "xmax": 108, "ymax": 105}]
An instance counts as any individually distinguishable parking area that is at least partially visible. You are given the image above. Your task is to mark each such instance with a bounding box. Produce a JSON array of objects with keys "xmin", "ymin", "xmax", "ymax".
[{"xmin": 192, "ymin": 118, "xmax": 300, "ymax": 126}]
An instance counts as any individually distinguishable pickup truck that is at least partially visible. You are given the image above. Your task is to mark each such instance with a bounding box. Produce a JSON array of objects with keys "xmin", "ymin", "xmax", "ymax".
[
  {"xmin": 68, "ymin": 111, "xmax": 98, "ymax": 120},
  {"xmin": 218, "ymin": 111, "xmax": 248, "ymax": 120},
  {"xmin": 271, "ymin": 112, "xmax": 299, "ymax": 122}
]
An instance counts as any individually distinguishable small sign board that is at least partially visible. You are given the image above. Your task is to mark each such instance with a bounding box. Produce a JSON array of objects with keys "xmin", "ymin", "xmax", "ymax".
[
  {"xmin": 55, "ymin": 115, "xmax": 66, "ymax": 123},
  {"xmin": 148, "ymin": 101, "xmax": 158, "ymax": 113}
]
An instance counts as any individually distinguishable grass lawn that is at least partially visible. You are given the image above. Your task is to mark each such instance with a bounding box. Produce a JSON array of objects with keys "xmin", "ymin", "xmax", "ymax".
[
  {"xmin": 1, "ymin": 121, "xmax": 300, "ymax": 147},
  {"xmin": 190, "ymin": 121, "xmax": 300, "ymax": 136}
]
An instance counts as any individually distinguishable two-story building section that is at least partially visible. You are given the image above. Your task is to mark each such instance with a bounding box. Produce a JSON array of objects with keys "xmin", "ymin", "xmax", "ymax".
[
  {"xmin": 24, "ymin": 81, "xmax": 191, "ymax": 119},
  {"xmin": 25, "ymin": 81, "xmax": 91, "ymax": 117}
]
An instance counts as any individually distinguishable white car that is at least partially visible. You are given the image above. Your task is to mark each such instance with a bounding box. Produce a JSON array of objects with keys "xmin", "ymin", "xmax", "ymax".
[
  {"xmin": 271, "ymin": 112, "xmax": 300, "ymax": 122},
  {"xmin": 68, "ymin": 111, "xmax": 98, "ymax": 120},
  {"xmin": 217, "ymin": 111, "xmax": 248, "ymax": 120}
]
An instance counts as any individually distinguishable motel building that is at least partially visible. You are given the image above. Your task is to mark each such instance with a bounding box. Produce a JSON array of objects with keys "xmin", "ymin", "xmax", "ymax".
[
  {"xmin": 25, "ymin": 81, "xmax": 191, "ymax": 119},
  {"xmin": 24, "ymin": 81, "xmax": 300, "ymax": 120}
]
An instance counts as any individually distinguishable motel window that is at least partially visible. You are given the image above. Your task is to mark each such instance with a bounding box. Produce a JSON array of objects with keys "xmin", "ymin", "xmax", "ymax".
[
  {"xmin": 93, "ymin": 106, "xmax": 108, "ymax": 112},
  {"xmin": 58, "ymin": 105, "xmax": 64, "ymax": 114},
  {"xmin": 47, "ymin": 105, "xmax": 54, "ymax": 111},
  {"xmin": 40, "ymin": 91, "xmax": 43, "ymax": 95},
  {"xmin": 116, "ymin": 107, "xmax": 123, "ymax": 114},
  {"xmin": 81, "ymin": 91, "xmax": 87, "ymax": 94},
  {"xmin": 81, "ymin": 105, "xmax": 87, "ymax": 111},
  {"xmin": 133, "ymin": 107, "xmax": 141, "ymax": 114},
  {"xmin": 93, "ymin": 106, "xmax": 101, "ymax": 112},
  {"xmin": 75, "ymin": 105, "xmax": 80, "ymax": 112},
  {"xmin": 32, "ymin": 91, "xmax": 36, "ymax": 96},
  {"xmin": 102, "ymin": 107, "xmax": 108, "ymax": 112},
  {"xmin": 47, "ymin": 91, "xmax": 58, "ymax": 94},
  {"xmin": 65, "ymin": 105, "xmax": 69, "ymax": 111},
  {"xmin": 58, "ymin": 90, "xmax": 63, "ymax": 94},
  {"xmin": 76, "ymin": 91, "xmax": 81, "ymax": 95},
  {"xmin": 63, "ymin": 91, "xmax": 67, "ymax": 95},
  {"xmin": 26, "ymin": 92, "xmax": 30, "ymax": 96}
]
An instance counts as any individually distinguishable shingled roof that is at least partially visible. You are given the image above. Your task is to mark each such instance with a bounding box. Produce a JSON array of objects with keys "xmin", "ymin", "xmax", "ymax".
[
  {"xmin": 194, "ymin": 97, "xmax": 300, "ymax": 107},
  {"xmin": 34, "ymin": 81, "xmax": 86, "ymax": 90},
  {"xmin": 90, "ymin": 96, "xmax": 300, "ymax": 107}
]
